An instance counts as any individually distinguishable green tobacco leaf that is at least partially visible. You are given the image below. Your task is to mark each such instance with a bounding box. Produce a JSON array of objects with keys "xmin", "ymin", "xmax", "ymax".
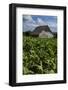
[{"xmin": 23, "ymin": 36, "xmax": 57, "ymax": 74}]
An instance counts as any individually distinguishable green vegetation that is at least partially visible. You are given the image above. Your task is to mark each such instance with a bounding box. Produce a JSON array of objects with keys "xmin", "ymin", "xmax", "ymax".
[{"xmin": 23, "ymin": 36, "xmax": 57, "ymax": 75}]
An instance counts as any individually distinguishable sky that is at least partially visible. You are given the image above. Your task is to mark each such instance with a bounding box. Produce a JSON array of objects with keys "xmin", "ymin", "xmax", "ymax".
[{"xmin": 23, "ymin": 15, "xmax": 57, "ymax": 32}]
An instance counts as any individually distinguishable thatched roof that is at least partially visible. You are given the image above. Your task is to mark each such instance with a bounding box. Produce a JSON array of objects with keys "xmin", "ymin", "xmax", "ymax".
[{"xmin": 31, "ymin": 25, "xmax": 53, "ymax": 35}]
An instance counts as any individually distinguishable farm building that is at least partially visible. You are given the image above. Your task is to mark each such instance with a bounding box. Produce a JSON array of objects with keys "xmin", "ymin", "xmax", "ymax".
[{"xmin": 31, "ymin": 25, "xmax": 54, "ymax": 38}]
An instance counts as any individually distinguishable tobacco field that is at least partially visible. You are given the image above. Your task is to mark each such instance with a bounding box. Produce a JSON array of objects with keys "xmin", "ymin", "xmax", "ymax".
[{"xmin": 23, "ymin": 36, "xmax": 57, "ymax": 75}]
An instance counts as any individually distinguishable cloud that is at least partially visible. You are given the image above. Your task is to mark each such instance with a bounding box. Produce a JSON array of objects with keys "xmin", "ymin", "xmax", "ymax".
[
  {"xmin": 23, "ymin": 15, "xmax": 38, "ymax": 32},
  {"xmin": 36, "ymin": 17, "xmax": 57, "ymax": 28},
  {"xmin": 37, "ymin": 18, "xmax": 46, "ymax": 25},
  {"xmin": 23, "ymin": 15, "xmax": 32, "ymax": 21},
  {"xmin": 23, "ymin": 15, "xmax": 35, "ymax": 23}
]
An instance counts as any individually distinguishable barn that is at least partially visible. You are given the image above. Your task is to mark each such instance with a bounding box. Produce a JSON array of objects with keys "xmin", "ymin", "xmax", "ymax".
[{"xmin": 31, "ymin": 25, "xmax": 54, "ymax": 38}]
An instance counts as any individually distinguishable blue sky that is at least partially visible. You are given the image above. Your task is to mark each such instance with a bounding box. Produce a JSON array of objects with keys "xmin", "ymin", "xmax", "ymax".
[{"xmin": 23, "ymin": 15, "xmax": 57, "ymax": 32}]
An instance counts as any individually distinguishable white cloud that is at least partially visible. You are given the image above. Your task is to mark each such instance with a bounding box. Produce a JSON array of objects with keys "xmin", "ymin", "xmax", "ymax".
[
  {"xmin": 36, "ymin": 18, "xmax": 56, "ymax": 29},
  {"xmin": 23, "ymin": 15, "xmax": 35, "ymax": 23},
  {"xmin": 23, "ymin": 22, "xmax": 38, "ymax": 32},
  {"xmin": 37, "ymin": 18, "xmax": 47, "ymax": 25},
  {"xmin": 46, "ymin": 21, "xmax": 57, "ymax": 28},
  {"xmin": 23, "ymin": 15, "xmax": 38, "ymax": 31},
  {"xmin": 24, "ymin": 15, "xmax": 32, "ymax": 21}
]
